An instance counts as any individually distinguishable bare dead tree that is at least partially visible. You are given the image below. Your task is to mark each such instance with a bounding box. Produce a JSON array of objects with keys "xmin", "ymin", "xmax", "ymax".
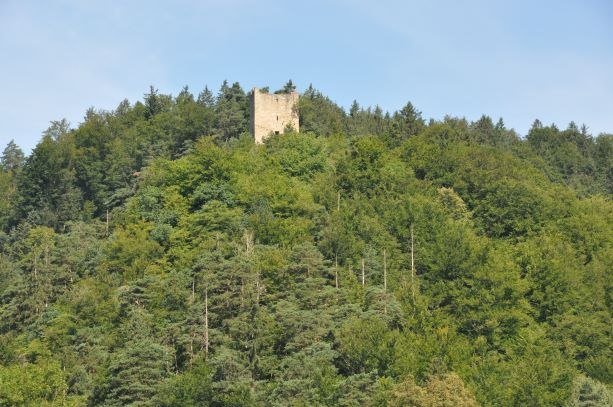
[
  {"xmin": 383, "ymin": 248, "xmax": 387, "ymax": 315},
  {"xmin": 361, "ymin": 257, "xmax": 365, "ymax": 287},
  {"xmin": 335, "ymin": 254, "xmax": 339, "ymax": 289},
  {"xmin": 204, "ymin": 287, "xmax": 209, "ymax": 355},
  {"xmin": 411, "ymin": 224, "xmax": 416, "ymax": 303}
]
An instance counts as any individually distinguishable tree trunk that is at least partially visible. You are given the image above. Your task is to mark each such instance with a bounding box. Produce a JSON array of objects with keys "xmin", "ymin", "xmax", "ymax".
[
  {"xmin": 335, "ymin": 254, "xmax": 339, "ymax": 289},
  {"xmin": 383, "ymin": 248, "xmax": 387, "ymax": 315},
  {"xmin": 189, "ymin": 332, "xmax": 194, "ymax": 366},
  {"xmin": 361, "ymin": 257, "xmax": 365, "ymax": 287},
  {"xmin": 255, "ymin": 270, "xmax": 261, "ymax": 304},
  {"xmin": 204, "ymin": 287, "xmax": 209, "ymax": 355},
  {"xmin": 411, "ymin": 223, "xmax": 416, "ymax": 303},
  {"xmin": 383, "ymin": 249, "xmax": 387, "ymax": 292}
]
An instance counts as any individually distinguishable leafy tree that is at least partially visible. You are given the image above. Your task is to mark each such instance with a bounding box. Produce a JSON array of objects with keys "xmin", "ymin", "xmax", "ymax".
[
  {"xmin": 390, "ymin": 373, "xmax": 480, "ymax": 407},
  {"xmin": 565, "ymin": 375, "xmax": 613, "ymax": 407},
  {"xmin": 0, "ymin": 353, "xmax": 71, "ymax": 406},
  {"xmin": 0, "ymin": 82, "xmax": 610, "ymax": 406},
  {"xmin": 155, "ymin": 358, "xmax": 214, "ymax": 406},
  {"xmin": 335, "ymin": 316, "xmax": 398, "ymax": 375}
]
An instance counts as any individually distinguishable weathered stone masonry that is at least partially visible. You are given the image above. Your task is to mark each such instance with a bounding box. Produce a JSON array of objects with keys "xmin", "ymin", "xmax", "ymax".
[{"xmin": 250, "ymin": 88, "xmax": 299, "ymax": 144}]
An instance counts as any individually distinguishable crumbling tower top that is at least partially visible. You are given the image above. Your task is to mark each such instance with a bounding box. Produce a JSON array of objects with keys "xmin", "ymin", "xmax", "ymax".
[{"xmin": 250, "ymin": 88, "xmax": 299, "ymax": 144}]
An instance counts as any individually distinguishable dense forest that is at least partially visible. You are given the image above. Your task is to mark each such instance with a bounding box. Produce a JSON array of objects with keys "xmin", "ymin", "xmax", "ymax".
[{"xmin": 0, "ymin": 80, "xmax": 611, "ymax": 406}]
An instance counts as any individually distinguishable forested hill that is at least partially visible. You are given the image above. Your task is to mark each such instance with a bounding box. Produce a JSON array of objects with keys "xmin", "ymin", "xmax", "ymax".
[{"xmin": 0, "ymin": 81, "xmax": 611, "ymax": 406}]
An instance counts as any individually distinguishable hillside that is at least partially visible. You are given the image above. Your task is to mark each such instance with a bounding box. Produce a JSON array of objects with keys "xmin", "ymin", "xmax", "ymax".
[{"xmin": 0, "ymin": 82, "xmax": 611, "ymax": 406}]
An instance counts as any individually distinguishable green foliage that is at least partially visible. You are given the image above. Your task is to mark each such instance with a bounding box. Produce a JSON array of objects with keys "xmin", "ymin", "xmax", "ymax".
[
  {"xmin": 15, "ymin": 123, "xmax": 82, "ymax": 228},
  {"xmin": 216, "ymin": 81, "xmax": 249, "ymax": 141},
  {"xmin": 336, "ymin": 316, "xmax": 398, "ymax": 375},
  {"xmin": 0, "ymin": 359, "xmax": 69, "ymax": 406},
  {"xmin": 155, "ymin": 358, "xmax": 214, "ymax": 406},
  {"xmin": 390, "ymin": 373, "xmax": 480, "ymax": 407},
  {"xmin": 1, "ymin": 140, "xmax": 25, "ymax": 172},
  {"xmin": 387, "ymin": 101, "xmax": 425, "ymax": 145},
  {"xmin": 94, "ymin": 338, "xmax": 172, "ymax": 406},
  {"xmin": 0, "ymin": 340, "xmax": 79, "ymax": 406},
  {"xmin": 527, "ymin": 121, "xmax": 610, "ymax": 195},
  {"xmin": 0, "ymin": 82, "xmax": 610, "ymax": 406},
  {"xmin": 565, "ymin": 375, "xmax": 613, "ymax": 407},
  {"xmin": 299, "ymin": 84, "xmax": 346, "ymax": 135}
]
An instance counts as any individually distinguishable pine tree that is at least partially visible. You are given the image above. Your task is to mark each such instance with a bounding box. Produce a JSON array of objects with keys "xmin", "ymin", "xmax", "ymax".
[
  {"xmin": 197, "ymin": 86, "xmax": 215, "ymax": 108},
  {"xmin": 1, "ymin": 140, "xmax": 25, "ymax": 172}
]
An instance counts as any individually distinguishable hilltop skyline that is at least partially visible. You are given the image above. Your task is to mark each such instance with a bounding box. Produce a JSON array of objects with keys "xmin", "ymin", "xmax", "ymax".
[{"xmin": 1, "ymin": 0, "xmax": 612, "ymax": 153}]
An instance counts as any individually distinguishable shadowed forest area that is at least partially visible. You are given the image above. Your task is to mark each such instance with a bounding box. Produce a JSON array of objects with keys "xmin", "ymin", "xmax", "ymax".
[{"xmin": 0, "ymin": 81, "xmax": 611, "ymax": 406}]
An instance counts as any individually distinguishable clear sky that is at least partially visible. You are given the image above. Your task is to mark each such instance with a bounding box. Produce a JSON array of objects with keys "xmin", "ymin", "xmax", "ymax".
[{"xmin": 1, "ymin": 0, "xmax": 612, "ymax": 153}]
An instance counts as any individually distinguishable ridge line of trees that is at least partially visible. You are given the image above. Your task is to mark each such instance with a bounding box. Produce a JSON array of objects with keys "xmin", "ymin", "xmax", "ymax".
[{"xmin": 0, "ymin": 80, "xmax": 610, "ymax": 406}]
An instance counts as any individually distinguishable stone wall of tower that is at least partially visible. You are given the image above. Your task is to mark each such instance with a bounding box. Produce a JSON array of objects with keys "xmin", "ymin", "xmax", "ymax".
[{"xmin": 250, "ymin": 88, "xmax": 299, "ymax": 144}]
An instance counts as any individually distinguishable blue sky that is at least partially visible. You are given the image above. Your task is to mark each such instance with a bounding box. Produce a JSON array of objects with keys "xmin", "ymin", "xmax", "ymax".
[{"xmin": 1, "ymin": 0, "xmax": 612, "ymax": 153}]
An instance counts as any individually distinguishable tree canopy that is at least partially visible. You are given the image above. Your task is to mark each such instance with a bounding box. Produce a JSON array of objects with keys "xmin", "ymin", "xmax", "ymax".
[{"xmin": 0, "ymin": 81, "xmax": 611, "ymax": 406}]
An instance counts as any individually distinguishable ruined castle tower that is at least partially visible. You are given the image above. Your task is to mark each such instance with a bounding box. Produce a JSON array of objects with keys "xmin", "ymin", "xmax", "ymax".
[{"xmin": 250, "ymin": 88, "xmax": 299, "ymax": 144}]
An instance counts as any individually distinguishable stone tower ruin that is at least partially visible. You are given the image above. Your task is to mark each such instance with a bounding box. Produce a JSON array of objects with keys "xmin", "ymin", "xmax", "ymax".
[{"xmin": 250, "ymin": 88, "xmax": 299, "ymax": 144}]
